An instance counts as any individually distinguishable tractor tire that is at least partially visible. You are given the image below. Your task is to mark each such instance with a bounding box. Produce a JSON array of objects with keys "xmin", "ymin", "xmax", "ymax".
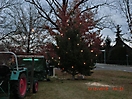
[
  {"xmin": 12, "ymin": 73, "xmax": 27, "ymax": 99},
  {"xmin": 33, "ymin": 80, "xmax": 38, "ymax": 93}
]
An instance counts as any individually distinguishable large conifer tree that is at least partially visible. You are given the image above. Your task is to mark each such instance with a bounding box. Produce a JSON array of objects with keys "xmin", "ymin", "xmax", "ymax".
[{"xmin": 54, "ymin": 28, "xmax": 96, "ymax": 78}]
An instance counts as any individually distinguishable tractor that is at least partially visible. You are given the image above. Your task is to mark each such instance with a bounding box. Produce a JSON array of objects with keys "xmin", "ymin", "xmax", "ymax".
[{"xmin": 0, "ymin": 52, "xmax": 47, "ymax": 99}]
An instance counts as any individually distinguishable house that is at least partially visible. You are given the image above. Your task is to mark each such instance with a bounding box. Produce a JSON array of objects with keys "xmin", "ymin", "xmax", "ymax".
[{"xmin": 107, "ymin": 25, "xmax": 132, "ymax": 65}]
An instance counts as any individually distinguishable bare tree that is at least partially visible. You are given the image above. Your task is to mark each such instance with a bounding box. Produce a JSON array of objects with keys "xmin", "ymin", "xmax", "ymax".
[
  {"xmin": 0, "ymin": 0, "xmax": 21, "ymax": 41},
  {"xmin": 1, "ymin": 3, "xmax": 48, "ymax": 53},
  {"xmin": 25, "ymin": 0, "xmax": 110, "ymax": 33},
  {"xmin": 0, "ymin": 0, "xmax": 19, "ymax": 11},
  {"xmin": 117, "ymin": 0, "xmax": 132, "ymax": 34}
]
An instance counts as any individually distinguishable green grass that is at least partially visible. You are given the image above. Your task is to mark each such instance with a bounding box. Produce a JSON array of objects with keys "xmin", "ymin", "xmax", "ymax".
[{"xmin": 25, "ymin": 70, "xmax": 132, "ymax": 99}]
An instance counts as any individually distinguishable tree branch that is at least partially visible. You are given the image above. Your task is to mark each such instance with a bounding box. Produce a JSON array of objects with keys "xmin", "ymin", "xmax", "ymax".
[{"xmin": 26, "ymin": 0, "xmax": 59, "ymax": 29}]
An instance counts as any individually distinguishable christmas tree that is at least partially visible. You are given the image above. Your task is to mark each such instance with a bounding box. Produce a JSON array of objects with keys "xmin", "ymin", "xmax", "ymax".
[{"xmin": 54, "ymin": 28, "xmax": 95, "ymax": 79}]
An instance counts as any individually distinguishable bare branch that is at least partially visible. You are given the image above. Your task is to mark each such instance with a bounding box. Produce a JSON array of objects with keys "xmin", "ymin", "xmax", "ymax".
[
  {"xmin": 73, "ymin": 0, "xmax": 88, "ymax": 11},
  {"xmin": 26, "ymin": 0, "xmax": 59, "ymax": 28},
  {"xmin": 82, "ymin": 3, "xmax": 106, "ymax": 13},
  {"xmin": 46, "ymin": 0, "xmax": 61, "ymax": 19},
  {"xmin": 0, "ymin": 30, "xmax": 16, "ymax": 41}
]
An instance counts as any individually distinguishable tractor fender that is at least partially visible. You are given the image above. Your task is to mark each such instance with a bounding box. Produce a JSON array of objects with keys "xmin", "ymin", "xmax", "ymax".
[{"xmin": 10, "ymin": 68, "xmax": 28, "ymax": 80}]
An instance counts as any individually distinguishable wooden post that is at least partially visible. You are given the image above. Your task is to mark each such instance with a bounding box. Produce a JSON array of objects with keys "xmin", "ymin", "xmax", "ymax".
[{"xmin": 30, "ymin": 57, "xmax": 34, "ymax": 93}]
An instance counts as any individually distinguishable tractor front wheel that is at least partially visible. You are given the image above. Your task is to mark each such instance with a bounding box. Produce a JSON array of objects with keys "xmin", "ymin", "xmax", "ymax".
[{"xmin": 12, "ymin": 73, "xmax": 27, "ymax": 99}]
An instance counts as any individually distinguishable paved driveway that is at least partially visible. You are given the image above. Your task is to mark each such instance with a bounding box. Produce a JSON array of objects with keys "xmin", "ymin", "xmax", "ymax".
[{"xmin": 95, "ymin": 63, "xmax": 132, "ymax": 72}]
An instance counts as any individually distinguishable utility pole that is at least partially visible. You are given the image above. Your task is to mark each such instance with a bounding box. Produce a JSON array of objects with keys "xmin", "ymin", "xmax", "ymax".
[{"xmin": 101, "ymin": 50, "xmax": 106, "ymax": 64}]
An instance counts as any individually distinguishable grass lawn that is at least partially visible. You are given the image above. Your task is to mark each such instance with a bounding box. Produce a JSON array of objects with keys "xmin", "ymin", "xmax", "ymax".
[{"xmin": 25, "ymin": 70, "xmax": 132, "ymax": 99}]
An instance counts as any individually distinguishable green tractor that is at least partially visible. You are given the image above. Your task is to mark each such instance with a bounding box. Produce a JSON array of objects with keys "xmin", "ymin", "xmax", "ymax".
[{"xmin": 0, "ymin": 52, "xmax": 47, "ymax": 99}]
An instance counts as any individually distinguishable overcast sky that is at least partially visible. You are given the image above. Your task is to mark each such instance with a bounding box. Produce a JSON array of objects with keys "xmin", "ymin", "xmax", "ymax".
[
  {"xmin": 95, "ymin": 0, "xmax": 131, "ymax": 46},
  {"xmin": 0, "ymin": 0, "xmax": 131, "ymax": 46},
  {"xmin": 42, "ymin": 0, "xmax": 130, "ymax": 41},
  {"xmin": 42, "ymin": 0, "xmax": 131, "ymax": 46}
]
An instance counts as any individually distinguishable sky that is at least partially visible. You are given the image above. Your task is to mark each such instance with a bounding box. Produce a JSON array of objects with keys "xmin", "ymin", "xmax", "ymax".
[
  {"xmin": 44, "ymin": 0, "xmax": 131, "ymax": 45},
  {"xmin": 96, "ymin": 0, "xmax": 131, "ymax": 46},
  {"xmin": 40, "ymin": 0, "xmax": 131, "ymax": 46},
  {"xmin": 0, "ymin": 0, "xmax": 131, "ymax": 47}
]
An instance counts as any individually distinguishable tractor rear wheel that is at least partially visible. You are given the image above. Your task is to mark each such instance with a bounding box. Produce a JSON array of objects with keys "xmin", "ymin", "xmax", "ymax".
[
  {"xmin": 33, "ymin": 80, "xmax": 38, "ymax": 93},
  {"xmin": 12, "ymin": 73, "xmax": 27, "ymax": 99}
]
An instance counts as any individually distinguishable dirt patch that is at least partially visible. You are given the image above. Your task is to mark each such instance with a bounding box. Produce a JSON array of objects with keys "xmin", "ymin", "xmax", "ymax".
[{"xmin": 85, "ymin": 82, "xmax": 115, "ymax": 87}]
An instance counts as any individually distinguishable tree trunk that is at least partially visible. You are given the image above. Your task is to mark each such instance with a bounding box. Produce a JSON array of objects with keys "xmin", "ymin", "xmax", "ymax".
[{"xmin": 72, "ymin": 75, "xmax": 75, "ymax": 80}]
